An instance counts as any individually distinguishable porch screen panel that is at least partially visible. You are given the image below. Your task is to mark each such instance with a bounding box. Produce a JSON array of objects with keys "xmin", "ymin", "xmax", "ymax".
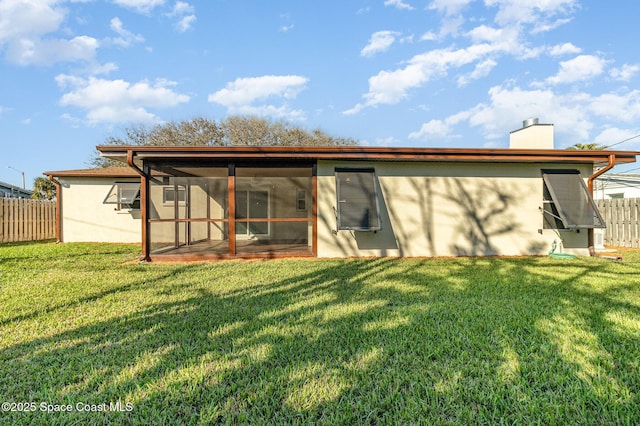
[
  {"xmin": 335, "ymin": 168, "xmax": 381, "ymax": 231},
  {"xmin": 542, "ymin": 169, "xmax": 605, "ymax": 229},
  {"xmin": 235, "ymin": 167, "xmax": 313, "ymax": 255},
  {"xmin": 148, "ymin": 167, "xmax": 229, "ymax": 255}
]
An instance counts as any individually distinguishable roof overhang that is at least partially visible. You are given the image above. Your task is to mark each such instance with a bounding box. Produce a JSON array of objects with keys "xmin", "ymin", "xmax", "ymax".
[
  {"xmin": 44, "ymin": 167, "xmax": 141, "ymax": 178},
  {"xmin": 96, "ymin": 145, "xmax": 639, "ymax": 165}
]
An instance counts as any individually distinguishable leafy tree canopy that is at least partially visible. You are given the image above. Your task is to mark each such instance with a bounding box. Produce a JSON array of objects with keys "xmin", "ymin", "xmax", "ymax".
[
  {"xmin": 566, "ymin": 142, "xmax": 606, "ymax": 150},
  {"xmin": 91, "ymin": 116, "xmax": 358, "ymax": 168},
  {"xmin": 31, "ymin": 177, "xmax": 56, "ymax": 200}
]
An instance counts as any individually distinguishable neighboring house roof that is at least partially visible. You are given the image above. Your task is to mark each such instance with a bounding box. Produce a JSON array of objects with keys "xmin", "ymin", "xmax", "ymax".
[
  {"xmin": 593, "ymin": 173, "xmax": 640, "ymax": 198},
  {"xmin": 596, "ymin": 173, "xmax": 640, "ymax": 185},
  {"xmin": 96, "ymin": 145, "xmax": 639, "ymax": 165},
  {"xmin": 44, "ymin": 167, "xmax": 140, "ymax": 178},
  {"xmin": 0, "ymin": 180, "xmax": 33, "ymax": 198}
]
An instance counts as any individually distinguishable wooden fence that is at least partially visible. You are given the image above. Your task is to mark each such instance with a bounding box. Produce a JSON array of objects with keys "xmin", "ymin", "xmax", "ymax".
[
  {"xmin": 597, "ymin": 198, "xmax": 640, "ymax": 248},
  {"xmin": 0, "ymin": 198, "xmax": 56, "ymax": 243}
]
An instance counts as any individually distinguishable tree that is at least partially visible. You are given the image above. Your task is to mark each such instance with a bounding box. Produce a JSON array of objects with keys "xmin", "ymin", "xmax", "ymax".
[
  {"xmin": 566, "ymin": 142, "xmax": 606, "ymax": 150},
  {"xmin": 31, "ymin": 177, "xmax": 56, "ymax": 200},
  {"xmin": 218, "ymin": 116, "xmax": 357, "ymax": 147},
  {"xmin": 91, "ymin": 115, "xmax": 358, "ymax": 168}
]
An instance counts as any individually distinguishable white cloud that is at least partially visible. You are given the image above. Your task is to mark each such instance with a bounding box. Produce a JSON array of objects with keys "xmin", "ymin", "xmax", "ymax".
[
  {"xmin": 486, "ymin": 0, "xmax": 578, "ymax": 27},
  {"xmin": 428, "ymin": 0, "xmax": 473, "ymax": 16},
  {"xmin": 278, "ymin": 13, "xmax": 293, "ymax": 33},
  {"xmin": 420, "ymin": 31, "xmax": 438, "ymax": 41},
  {"xmin": 107, "ymin": 17, "xmax": 145, "ymax": 47},
  {"xmin": 545, "ymin": 54, "xmax": 607, "ymax": 85},
  {"xmin": 56, "ymin": 75, "xmax": 190, "ymax": 123},
  {"xmin": 467, "ymin": 25, "xmax": 506, "ymax": 44},
  {"xmin": 439, "ymin": 15, "xmax": 465, "ymax": 37},
  {"xmin": 457, "ymin": 58, "xmax": 497, "ymax": 86},
  {"xmin": 592, "ymin": 127, "xmax": 640, "ymax": 148},
  {"xmin": 209, "ymin": 75, "xmax": 308, "ymax": 106},
  {"xmin": 610, "ymin": 64, "xmax": 640, "ymax": 82},
  {"xmin": 349, "ymin": 0, "xmax": 579, "ymax": 115},
  {"xmin": 208, "ymin": 75, "xmax": 309, "ymax": 121},
  {"xmin": 6, "ymin": 35, "xmax": 99, "ymax": 65},
  {"xmin": 361, "ymin": 31, "xmax": 400, "ymax": 58},
  {"xmin": 111, "ymin": 0, "xmax": 165, "ymax": 14},
  {"xmin": 411, "ymin": 84, "xmax": 640, "ymax": 146},
  {"xmin": 548, "ymin": 42, "xmax": 581, "ymax": 56},
  {"xmin": 0, "ymin": 0, "xmax": 65, "ymax": 44},
  {"xmin": 170, "ymin": 1, "xmax": 193, "ymax": 15},
  {"xmin": 345, "ymin": 42, "xmax": 509, "ymax": 114},
  {"xmin": 586, "ymin": 91, "xmax": 640, "ymax": 122},
  {"xmin": 167, "ymin": 1, "xmax": 195, "ymax": 32},
  {"xmin": 531, "ymin": 18, "xmax": 572, "ymax": 34},
  {"xmin": 175, "ymin": 14, "xmax": 196, "ymax": 32},
  {"xmin": 87, "ymin": 62, "xmax": 119, "ymax": 76},
  {"xmin": 0, "ymin": 0, "xmax": 101, "ymax": 65},
  {"xmin": 384, "ymin": 0, "xmax": 414, "ymax": 11},
  {"xmin": 408, "ymin": 119, "xmax": 452, "ymax": 140}
]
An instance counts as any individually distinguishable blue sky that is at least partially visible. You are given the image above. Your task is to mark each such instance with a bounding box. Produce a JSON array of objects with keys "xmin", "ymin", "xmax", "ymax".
[{"xmin": 1, "ymin": 0, "xmax": 640, "ymax": 187}]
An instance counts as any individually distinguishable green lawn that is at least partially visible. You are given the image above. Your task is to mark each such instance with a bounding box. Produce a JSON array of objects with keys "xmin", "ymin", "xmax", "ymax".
[{"xmin": 0, "ymin": 242, "xmax": 639, "ymax": 425}]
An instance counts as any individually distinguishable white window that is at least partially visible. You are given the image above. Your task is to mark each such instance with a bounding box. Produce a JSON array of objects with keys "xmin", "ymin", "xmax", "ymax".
[{"xmin": 103, "ymin": 182, "xmax": 141, "ymax": 210}]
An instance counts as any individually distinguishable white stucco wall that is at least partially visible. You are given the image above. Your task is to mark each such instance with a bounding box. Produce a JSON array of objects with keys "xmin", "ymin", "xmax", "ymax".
[
  {"xmin": 59, "ymin": 177, "xmax": 141, "ymax": 243},
  {"xmin": 317, "ymin": 161, "xmax": 593, "ymax": 258}
]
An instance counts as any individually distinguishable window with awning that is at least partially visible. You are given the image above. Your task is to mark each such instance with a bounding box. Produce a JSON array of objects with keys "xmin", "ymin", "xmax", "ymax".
[
  {"xmin": 335, "ymin": 168, "xmax": 381, "ymax": 231},
  {"xmin": 103, "ymin": 182, "xmax": 141, "ymax": 210},
  {"xmin": 542, "ymin": 169, "xmax": 604, "ymax": 229}
]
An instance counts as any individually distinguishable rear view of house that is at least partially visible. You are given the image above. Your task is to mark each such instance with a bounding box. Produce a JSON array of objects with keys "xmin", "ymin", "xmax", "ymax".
[{"xmin": 45, "ymin": 122, "xmax": 638, "ymax": 261}]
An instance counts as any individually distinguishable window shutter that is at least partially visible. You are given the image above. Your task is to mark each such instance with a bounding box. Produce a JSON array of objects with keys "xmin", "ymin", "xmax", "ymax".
[
  {"xmin": 335, "ymin": 168, "xmax": 381, "ymax": 231},
  {"xmin": 541, "ymin": 170, "xmax": 605, "ymax": 229}
]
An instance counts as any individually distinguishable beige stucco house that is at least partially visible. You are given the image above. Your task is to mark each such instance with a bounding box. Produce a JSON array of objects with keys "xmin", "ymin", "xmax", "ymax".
[
  {"xmin": 45, "ymin": 123, "xmax": 638, "ymax": 261},
  {"xmin": 45, "ymin": 167, "xmax": 141, "ymax": 243}
]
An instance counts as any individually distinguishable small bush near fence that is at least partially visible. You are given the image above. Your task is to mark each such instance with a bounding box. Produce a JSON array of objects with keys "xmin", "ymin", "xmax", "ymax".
[
  {"xmin": 0, "ymin": 198, "xmax": 56, "ymax": 243},
  {"xmin": 597, "ymin": 198, "xmax": 640, "ymax": 248}
]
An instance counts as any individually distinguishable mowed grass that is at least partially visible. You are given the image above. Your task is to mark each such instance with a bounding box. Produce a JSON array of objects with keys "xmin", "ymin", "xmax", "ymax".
[{"xmin": 1, "ymin": 242, "xmax": 639, "ymax": 425}]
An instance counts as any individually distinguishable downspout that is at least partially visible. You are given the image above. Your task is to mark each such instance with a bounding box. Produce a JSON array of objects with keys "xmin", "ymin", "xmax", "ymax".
[
  {"xmin": 127, "ymin": 150, "xmax": 145, "ymax": 176},
  {"xmin": 48, "ymin": 175, "xmax": 62, "ymax": 243},
  {"xmin": 587, "ymin": 154, "xmax": 616, "ymax": 254},
  {"xmin": 127, "ymin": 150, "xmax": 150, "ymax": 261}
]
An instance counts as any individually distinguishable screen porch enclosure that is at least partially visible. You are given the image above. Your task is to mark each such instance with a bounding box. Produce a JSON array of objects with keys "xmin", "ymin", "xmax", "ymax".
[{"xmin": 146, "ymin": 164, "xmax": 315, "ymax": 258}]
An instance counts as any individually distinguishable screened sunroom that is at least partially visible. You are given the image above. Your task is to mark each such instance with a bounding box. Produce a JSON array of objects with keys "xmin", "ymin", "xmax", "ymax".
[{"xmin": 143, "ymin": 161, "xmax": 315, "ymax": 259}]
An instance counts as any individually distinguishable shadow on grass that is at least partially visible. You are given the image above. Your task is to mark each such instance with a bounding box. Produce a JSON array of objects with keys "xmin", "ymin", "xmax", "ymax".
[{"xmin": 1, "ymin": 254, "xmax": 639, "ymax": 424}]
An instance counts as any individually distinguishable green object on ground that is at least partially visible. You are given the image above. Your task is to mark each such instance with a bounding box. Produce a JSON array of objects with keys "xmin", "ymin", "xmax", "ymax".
[{"xmin": 548, "ymin": 240, "xmax": 577, "ymax": 259}]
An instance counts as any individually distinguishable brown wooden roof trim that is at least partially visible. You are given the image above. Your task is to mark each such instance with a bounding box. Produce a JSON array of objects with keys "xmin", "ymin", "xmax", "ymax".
[
  {"xmin": 44, "ymin": 167, "xmax": 140, "ymax": 178},
  {"xmin": 97, "ymin": 145, "xmax": 639, "ymax": 164}
]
